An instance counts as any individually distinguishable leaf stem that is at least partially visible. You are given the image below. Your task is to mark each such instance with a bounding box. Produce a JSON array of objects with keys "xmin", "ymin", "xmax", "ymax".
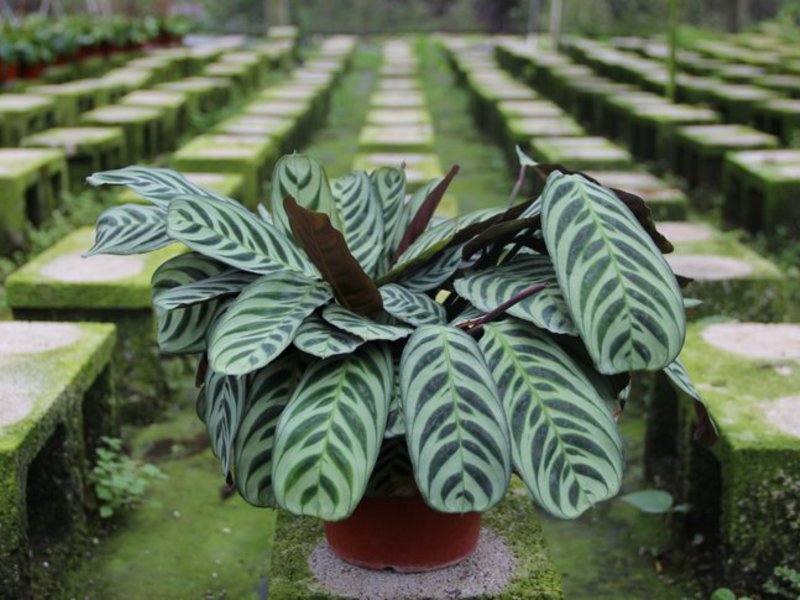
[
  {"xmin": 506, "ymin": 164, "xmax": 528, "ymax": 209},
  {"xmin": 457, "ymin": 282, "xmax": 549, "ymax": 336}
]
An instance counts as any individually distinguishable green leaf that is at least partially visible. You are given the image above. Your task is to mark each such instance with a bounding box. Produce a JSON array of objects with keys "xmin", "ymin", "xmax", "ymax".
[
  {"xmin": 401, "ymin": 325, "xmax": 511, "ymax": 513},
  {"xmin": 208, "ymin": 272, "xmax": 331, "ymax": 376},
  {"xmin": 393, "ymin": 218, "xmax": 458, "ymax": 270},
  {"xmin": 167, "ymin": 195, "xmax": 319, "ymax": 279},
  {"xmin": 379, "ymin": 283, "xmax": 446, "ymax": 326},
  {"xmin": 370, "ymin": 166, "xmax": 407, "ymax": 272},
  {"xmin": 454, "ymin": 255, "xmax": 576, "ymax": 335},
  {"xmin": 322, "ymin": 304, "xmax": 413, "ymax": 342},
  {"xmin": 331, "ymin": 170, "xmax": 383, "ymax": 277},
  {"xmin": 541, "ymin": 172, "xmax": 685, "ymax": 374},
  {"xmin": 366, "ymin": 438, "xmax": 413, "ymax": 496},
  {"xmin": 516, "ymin": 145, "xmax": 537, "ymax": 167},
  {"xmin": 270, "ymin": 154, "xmax": 343, "ymax": 240},
  {"xmin": 618, "ymin": 489, "xmax": 675, "ymax": 514},
  {"xmin": 233, "ymin": 356, "xmax": 299, "ymax": 507},
  {"xmin": 397, "ymin": 247, "xmax": 462, "ymax": 293},
  {"xmin": 203, "ymin": 369, "xmax": 248, "ymax": 476},
  {"xmin": 85, "ymin": 204, "xmax": 171, "ymax": 256},
  {"xmin": 292, "ymin": 314, "xmax": 365, "ymax": 359},
  {"xmin": 284, "ymin": 196, "xmax": 382, "ymax": 316},
  {"xmin": 151, "ymin": 253, "xmax": 229, "ymax": 354},
  {"xmin": 153, "ymin": 270, "xmax": 257, "ymax": 310},
  {"xmin": 87, "ymin": 165, "xmax": 240, "ymax": 210},
  {"xmin": 479, "ymin": 320, "xmax": 623, "ymax": 519},
  {"xmin": 663, "ymin": 357, "xmax": 718, "ymax": 446},
  {"xmin": 272, "ymin": 343, "xmax": 393, "ymax": 520}
]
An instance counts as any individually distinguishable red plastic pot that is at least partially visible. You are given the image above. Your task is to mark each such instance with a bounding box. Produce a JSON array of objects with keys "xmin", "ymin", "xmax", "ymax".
[
  {"xmin": 324, "ymin": 494, "xmax": 481, "ymax": 573},
  {"xmin": 21, "ymin": 62, "xmax": 45, "ymax": 80}
]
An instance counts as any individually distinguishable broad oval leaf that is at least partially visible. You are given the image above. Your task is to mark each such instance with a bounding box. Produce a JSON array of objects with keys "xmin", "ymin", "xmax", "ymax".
[
  {"xmin": 272, "ymin": 343, "xmax": 393, "ymax": 520},
  {"xmin": 479, "ymin": 319, "xmax": 624, "ymax": 519},
  {"xmin": 208, "ymin": 272, "xmax": 331, "ymax": 376},
  {"xmin": 234, "ymin": 356, "xmax": 299, "ymax": 507},
  {"xmin": 398, "ymin": 247, "xmax": 463, "ymax": 293},
  {"xmin": 454, "ymin": 255, "xmax": 576, "ymax": 335},
  {"xmin": 203, "ymin": 369, "xmax": 248, "ymax": 476},
  {"xmin": 331, "ymin": 170, "xmax": 383, "ymax": 277},
  {"xmin": 379, "ymin": 283, "xmax": 446, "ymax": 326},
  {"xmin": 370, "ymin": 166, "xmax": 406, "ymax": 272},
  {"xmin": 85, "ymin": 204, "xmax": 171, "ymax": 256},
  {"xmin": 541, "ymin": 173, "xmax": 685, "ymax": 374},
  {"xmin": 270, "ymin": 154, "xmax": 343, "ymax": 239},
  {"xmin": 663, "ymin": 357, "xmax": 718, "ymax": 445},
  {"xmin": 153, "ymin": 269, "xmax": 258, "ymax": 310},
  {"xmin": 618, "ymin": 489, "xmax": 675, "ymax": 514},
  {"xmin": 401, "ymin": 325, "xmax": 511, "ymax": 513},
  {"xmin": 322, "ymin": 304, "xmax": 413, "ymax": 342},
  {"xmin": 151, "ymin": 253, "xmax": 229, "ymax": 354},
  {"xmin": 292, "ymin": 313, "xmax": 365, "ymax": 359}
]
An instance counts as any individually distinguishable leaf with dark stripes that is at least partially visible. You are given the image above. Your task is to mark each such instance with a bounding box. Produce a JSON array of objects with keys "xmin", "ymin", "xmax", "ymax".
[
  {"xmin": 151, "ymin": 253, "xmax": 229, "ymax": 354},
  {"xmin": 322, "ymin": 304, "xmax": 413, "ymax": 342},
  {"xmin": 208, "ymin": 272, "xmax": 331, "ymax": 376},
  {"xmin": 272, "ymin": 343, "xmax": 393, "ymax": 520},
  {"xmin": 167, "ymin": 195, "xmax": 319, "ymax": 278},
  {"xmin": 663, "ymin": 357, "xmax": 718, "ymax": 446},
  {"xmin": 454, "ymin": 255, "xmax": 576, "ymax": 335},
  {"xmin": 398, "ymin": 247, "xmax": 462, "ymax": 293},
  {"xmin": 379, "ymin": 283, "xmax": 445, "ymax": 326},
  {"xmin": 153, "ymin": 270, "xmax": 258, "ymax": 310},
  {"xmin": 270, "ymin": 154, "xmax": 343, "ymax": 240},
  {"xmin": 401, "ymin": 325, "xmax": 511, "ymax": 513},
  {"xmin": 541, "ymin": 173, "xmax": 685, "ymax": 374},
  {"xmin": 331, "ymin": 170, "xmax": 383, "ymax": 277},
  {"xmin": 284, "ymin": 196, "xmax": 382, "ymax": 316},
  {"xmin": 292, "ymin": 313, "xmax": 365, "ymax": 358},
  {"xmin": 370, "ymin": 166, "xmax": 406, "ymax": 272},
  {"xmin": 203, "ymin": 369, "xmax": 248, "ymax": 476},
  {"xmin": 85, "ymin": 204, "xmax": 172, "ymax": 256},
  {"xmin": 234, "ymin": 356, "xmax": 299, "ymax": 507},
  {"xmin": 479, "ymin": 319, "xmax": 623, "ymax": 519}
]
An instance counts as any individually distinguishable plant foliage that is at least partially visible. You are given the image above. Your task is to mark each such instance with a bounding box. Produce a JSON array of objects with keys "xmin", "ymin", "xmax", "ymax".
[{"xmin": 87, "ymin": 154, "xmax": 710, "ymax": 521}]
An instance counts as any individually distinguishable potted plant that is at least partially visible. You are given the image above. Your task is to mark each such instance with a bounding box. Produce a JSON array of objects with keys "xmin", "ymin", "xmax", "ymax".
[{"xmin": 85, "ymin": 153, "xmax": 714, "ymax": 573}]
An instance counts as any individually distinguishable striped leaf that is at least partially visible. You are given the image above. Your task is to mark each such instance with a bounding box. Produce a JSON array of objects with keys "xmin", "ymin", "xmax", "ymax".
[
  {"xmin": 398, "ymin": 247, "xmax": 462, "ymax": 293},
  {"xmin": 322, "ymin": 304, "xmax": 413, "ymax": 342},
  {"xmin": 454, "ymin": 255, "xmax": 577, "ymax": 335},
  {"xmin": 233, "ymin": 356, "xmax": 299, "ymax": 507},
  {"xmin": 85, "ymin": 204, "xmax": 171, "ymax": 256},
  {"xmin": 663, "ymin": 357, "xmax": 717, "ymax": 445},
  {"xmin": 401, "ymin": 177, "xmax": 441, "ymax": 231},
  {"xmin": 203, "ymin": 369, "xmax": 248, "ymax": 476},
  {"xmin": 257, "ymin": 203, "xmax": 273, "ymax": 223},
  {"xmin": 272, "ymin": 343, "xmax": 393, "ymax": 520},
  {"xmin": 292, "ymin": 313, "xmax": 365, "ymax": 359},
  {"xmin": 270, "ymin": 154, "xmax": 343, "ymax": 240},
  {"xmin": 331, "ymin": 170, "xmax": 383, "ymax": 277},
  {"xmin": 479, "ymin": 320, "xmax": 624, "ymax": 519},
  {"xmin": 153, "ymin": 270, "xmax": 258, "ymax": 310},
  {"xmin": 370, "ymin": 166, "xmax": 407, "ymax": 272},
  {"xmin": 392, "ymin": 218, "xmax": 458, "ymax": 271},
  {"xmin": 88, "ymin": 165, "xmax": 240, "ymax": 209},
  {"xmin": 167, "ymin": 195, "xmax": 319, "ymax": 279},
  {"xmin": 401, "ymin": 326, "xmax": 511, "ymax": 513},
  {"xmin": 208, "ymin": 272, "xmax": 332, "ymax": 376},
  {"xmin": 379, "ymin": 283, "xmax": 446, "ymax": 326},
  {"xmin": 541, "ymin": 172, "xmax": 685, "ymax": 374},
  {"xmin": 151, "ymin": 253, "xmax": 229, "ymax": 354},
  {"xmin": 366, "ymin": 438, "xmax": 413, "ymax": 496}
]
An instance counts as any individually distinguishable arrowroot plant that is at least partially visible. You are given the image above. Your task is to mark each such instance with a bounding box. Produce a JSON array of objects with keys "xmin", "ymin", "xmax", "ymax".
[{"xmin": 85, "ymin": 152, "xmax": 714, "ymax": 522}]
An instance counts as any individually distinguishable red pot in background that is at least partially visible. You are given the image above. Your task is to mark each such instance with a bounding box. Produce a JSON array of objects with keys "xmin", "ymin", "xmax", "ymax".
[
  {"xmin": 0, "ymin": 61, "xmax": 17, "ymax": 82},
  {"xmin": 324, "ymin": 494, "xmax": 481, "ymax": 573},
  {"xmin": 21, "ymin": 62, "xmax": 45, "ymax": 80}
]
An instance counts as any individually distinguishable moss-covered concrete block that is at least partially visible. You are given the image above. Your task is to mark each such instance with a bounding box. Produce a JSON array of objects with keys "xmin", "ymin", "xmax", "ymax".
[
  {"xmin": 529, "ymin": 136, "xmax": 633, "ymax": 171},
  {"xmin": 506, "ymin": 116, "xmax": 584, "ymax": 160},
  {"xmin": 722, "ymin": 149, "xmax": 800, "ymax": 233},
  {"xmin": 370, "ymin": 90, "xmax": 427, "ymax": 110},
  {"xmin": 626, "ymin": 103, "xmax": 720, "ymax": 164},
  {"xmin": 376, "ymin": 78, "xmax": 420, "ymax": 93},
  {"xmin": 714, "ymin": 63, "xmax": 765, "ymax": 84},
  {"xmin": 81, "ymin": 104, "xmax": 164, "ymax": 163},
  {"xmin": 221, "ymin": 51, "xmax": 270, "ymax": 89},
  {"xmin": 670, "ymin": 322, "xmax": 800, "ymax": 587},
  {"xmin": 156, "ymin": 76, "xmax": 232, "ymax": 115},
  {"xmin": 21, "ymin": 127, "xmax": 127, "ymax": 192},
  {"xmin": 202, "ymin": 61, "xmax": 255, "ymax": 96},
  {"xmin": 101, "ymin": 67, "xmax": 158, "ymax": 94},
  {"xmin": 0, "ymin": 148, "xmax": 68, "ymax": 252},
  {"xmin": 215, "ymin": 114, "xmax": 296, "ymax": 153},
  {"xmin": 705, "ymin": 83, "xmax": 778, "ymax": 125},
  {"xmin": 27, "ymin": 79, "xmax": 115, "ymax": 125},
  {"xmin": 6, "ymin": 227, "xmax": 184, "ymax": 423},
  {"xmin": 0, "ymin": 94, "xmax": 57, "ymax": 146},
  {"xmin": 752, "ymin": 98, "xmax": 800, "ymax": 145},
  {"xmin": 366, "ymin": 108, "xmax": 430, "ymax": 127},
  {"xmin": 116, "ymin": 171, "xmax": 245, "ymax": 205},
  {"xmin": 563, "ymin": 78, "xmax": 636, "ymax": 133},
  {"xmin": 354, "ymin": 152, "xmax": 443, "ymax": 193},
  {"xmin": 269, "ymin": 484, "xmax": 563, "ymax": 599},
  {"xmin": 126, "ymin": 55, "xmax": 181, "ymax": 84},
  {"xmin": 120, "ymin": 90, "xmax": 190, "ymax": 151},
  {"xmin": 171, "ymin": 134, "xmax": 278, "ymax": 208},
  {"xmin": 0, "ymin": 320, "xmax": 116, "ymax": 599},
  {"xmin": 358, "ymin": 124, "xmax": 434, "ymax": 153},
  {"xmin": 658, "ymin": 220, "xmax": 788, "ymax": 321},
  {"xmin": 754, "ymin": 74, "xmax": 800, "ymax": 98},
  {"xmin": 584, "ymin": 170, "xmax": 688, "ymax": 221}
]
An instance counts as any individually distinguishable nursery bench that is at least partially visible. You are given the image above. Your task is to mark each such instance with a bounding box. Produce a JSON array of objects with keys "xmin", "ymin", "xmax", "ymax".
[
  {"xmin": 28, "ymin": 79, "xmax": 125, "ymax": 125},
  {"xmin": 358, "ymin": 124, "xmax": 435, "ymax": 154},
  {"xmin": 119, "ymin": 89, "xmax": 191, "ymax": 152},
  {"xmin": 754, "ymin": 74, "xmax": 800, "ymax": 98},
  {"xmin": 672, "ymin": 124, "xmax": 779, "ymax": 195},
  {"xmin": 722, "ymin": 149, "xmax": 800, "ymax": 234},
  {"xmin": 0, "ymin": 148, "xmax": 68, "ymax": 252},
  {"xmin": 0, "ymin": 321, "xmax": 116, "ymax": 598},
  {"xmin": 5, "ymin": 227, "xmax": 184, "ymax": 423},
  {"xmin": 126, "ymin": 55, "xmax": 182, "ymax": 83},
  {"xmin": 366, "ymin": 108, "xmax": 430, "ymax": 127},
  {"xmin": 657, "ymin": 220, "xmax": 788, "ymax": 322},
  {"xmin": 170, "ymin": 134, "xmax": 279, "ymax": 209},
  {"xmin": 202, "ymin": 61, "xmax": 256, "ymax": 96},
  {"xmin": 21, "ymin": 127, "xmax": 128, "ymax": 192},
  {"xmin": 355, "ymin": 152, "xmax": 443, "ymax": 193},
  {"xmin": 528, "ymin": 136, "xmax": 633, "ymax": 171},
  {"xmin": 244, "ymin": 99, "xmax": 316, "ymax": 147},
  {"xmin": 704, "ymin": 83, "xmax": 778, "ymax": 125},
  {"xmin": 101, "ymin": 67, "xmax": 159, "ymax": 94},
  {"xmin": 584, "ymin": 170, "xmax": 688, "ymax": 221},
  {"xmin": 0, "ymin": 94, "xmax": 57, "ymax": 146},
  {"xmin": 214, "ymin": 115, "xmax": 296, "ymax": 154},
  {"xmin": 220, "ymin": 51, "xmax": 270, "ymax": 89},
  {"xmin": 752, "ymin": 98, "xmax": 800, "ymax": 145},
  {"xmin": 156, "ymin": 76, "xmax": 232, "ymax": 115},
  {"xmin": 369, "ymin": 90, "xmax": 427, "ymax": 109},
  {"xmin": 81, "ymin": 105, "xmax": 165, "ymax": 162},
  {"xmin": 658, "ymin": 321, "xmax": 800, "ymax": 587}
]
